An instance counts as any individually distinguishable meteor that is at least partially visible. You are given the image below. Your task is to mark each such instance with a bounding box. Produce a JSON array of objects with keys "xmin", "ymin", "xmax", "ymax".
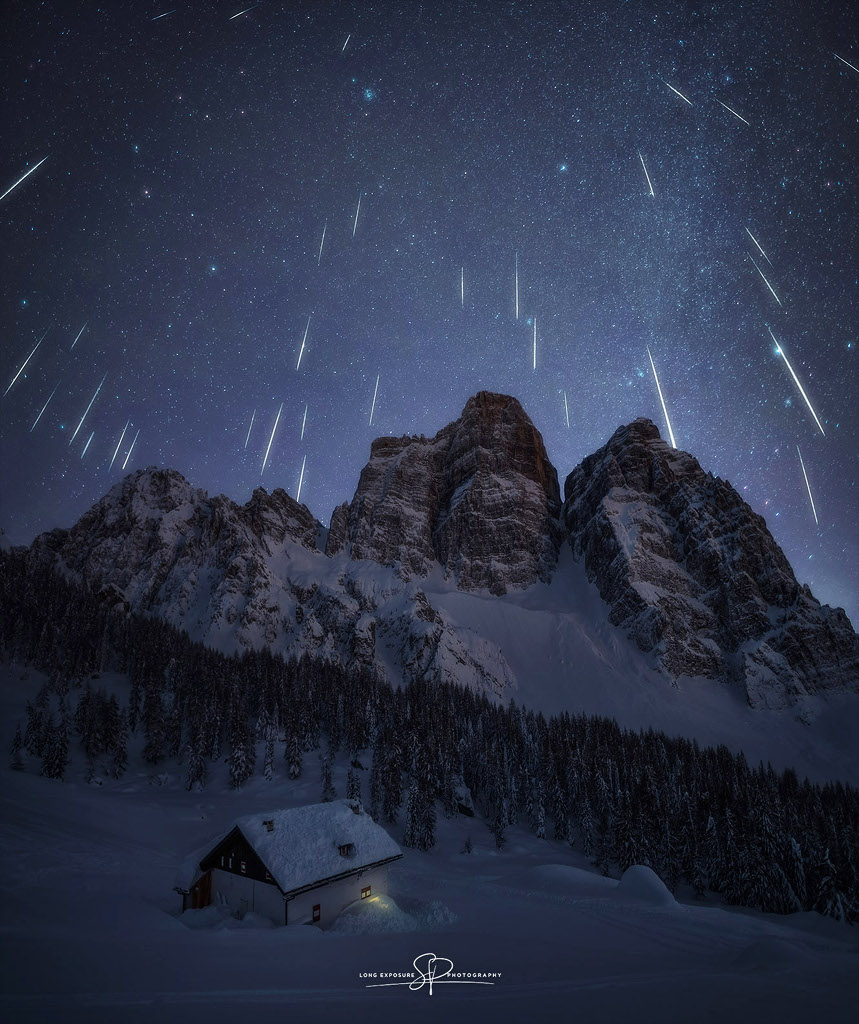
[
  {"xmin": 749, "ymin": 254, "xmax": 782, "ymax": 306},
  {"xmin": 564, "ymin": 391, "xmax": 570, "ymax": 429},
  {"xmin": 296, "ymin": 315, "xmax": 311, "ymax": 369},
  {"xmin": 460, "ymin": 266, "xmax": 465, "ymax": 308},
  {"xmin": 317, "ymin": 219, "xmax": 327, "ymax": 265},
  {"xmin": 69, "ymin": 373, "xmax": 107, "ymax": 445},
  {"xmin": 834, "ymin": 53, "xmax": 859, "ymax": 74},
  {"xmin": 70, "ymin": 322, "xmax": 88, "ymax": 350},
  {"xmin": 796, "ymin": 446, "xmax": 818, "ymax": 525},
  {"xmin": 638, "ymin": 151, "xmax": 655, "ymax": 196},
  {"xmin": 261, "ymin": 403, "xmax": 282, "ymax": 475},
  {"xmin": 768, "ymin": 327, "xmax": 826, "ymax": 436},
  {"xmin": 745, "ymin": 227, "xmax": 772, "ymax": 266},
  {"xmin": 151, "ymin": 9, "xmax": 176, "ymax": 19},
  {"xmin": 717, "ymin": 99, "xmax": 750, "ymax": 126},
  {"xmin": 369, "ymin": 374, "xmax": 380, "ymax": 426},
  {"xmin": 514, "ymin": 251, "xmax": 519, "ymax": 320},
  {"xmin": 4, "ymin": 329, "xmax": 48, "ymax": 396},
  {"xmin": 109, "ymin": 420, "xmax": 130, "ymax": 472},
  {"xmin": 662, "ymin": 80, "xmax": 693, "ymax": 106},
  {"xmin": 532, "ymin": 317, "xmax": 537, "ymax": 371},
  {"xmin": 31, "ymin": 381, "xmax": 61, "ymax": 432},
  {"xmin": 122, "ymin": 429, "xmax": 140, "ymax": 470},
  {"xmin": 342, "ymin": 33, "xmax": 351, "ymax": 52},
  {"xmin": 244, "ymin": 409, "xmax": 255, "ymax": 448},
  {"xmin": 646, "ymin": 346, "xmax": 677, "ymax": 449},
  {"xmin": 0, "ymin": 155, "xmax": 49, "ymax": 203},
  {"xmin": 300, "ymin": 403, "xmax": 308, "ymax": 440},
  {"xmin": 297, "ymin": 455, "xmax": 307, "ymax": 503},
  {"xmin": 81, "ymin": 431, "xmax": 95, "ymax": 459},
  {"xmin": 230, "ymin": 5, "xmax": 260, "ymax": 20},
  {"xmin": 352, "ymin": 192, "xmax": 362, "ymax": 237}
]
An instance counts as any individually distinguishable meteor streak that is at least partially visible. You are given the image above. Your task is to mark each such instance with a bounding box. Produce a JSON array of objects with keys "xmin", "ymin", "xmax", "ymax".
[
  {"xmin": 69, "ymin": 373, "xmax": 107, "ymax": 445},
  {"xmin": 638, "ymin": 151, "xmax": 654, "ymax": 196},
  {"xmin": 461, "ymin": 267, "xmax": 464, "ymax": 308},
  {"xmin": 515, "ymin": 251, "xmax": 519, "ymax": 320},
  {"xmin": 109, "ymin": 421, "xmax": 130, "ymax": 472},
  {"xmin": 297, "ymin": 455, "xmax": 307, "ymax": 503},
  {"xmin": 81, "ymin": 431, "xmax": 95, "ymax": 459},
  {"xmin": 261, "ymin": 403, "xmax": 282, "ymax": 475},
  {"xmin": 342, "ymin": 33, "xmax": 351, "ymax": 52},
  {"xmin": 296, "ymin": 315, "xmax": 311, "ymax": 369},
  {"xmin": 749, "ymin": 254, "xmax": 781, "ymax": 305},
  {"xmin": 317, "ymin": 219, "xmax": 327, "ymax": 265},
  {"xmin": 768, "ymin": 327, "xmax": 826, "ymax": 436},
  {"xmin": 532, "ymin": 318, "xmax": 537, "ymax": 371},
  {"xmin": 745, "ymin": 227, "xmax": 772, "ymax": 266},
  {"xmin": 230, "ymin": 5, "xmax": 259, "ymax": 19},
  {"xmin": 300, "ymin": 403, "xmax": 308, "ymax": 440},
  {"xmin": 151, "ymin": 9, "xmax": 176, "ymax": 19},
  {"xmin": 122, "ymin": 429, "xmax": 140, "ymax": 470},
  {"xmin": 834, "ymin": 53, "xmax": 859, "ymax": 74},
  {"xmin": 662, "ymin": 80, "xmax": 693, "ymax": 105},
  {"xmin": 796, "ymin": 446, "xmax": 818, "ymax": 525},
  {"xmin": 0, "ymin": 155, "xmax": 49, "ymax": 203},
  {"xmin": 352, "ymin": 192, "xmax": 362, "ymax": 237},
  {"xmin": 717, "ymin": 99, "xmax": 750, "ymax": 126},
  {"xmin": 31, "ymin": 381, "xmax": 60, "ymax": 432},
  {"xmin": 646, "ymin": 346, "xmax": 676, "ymax": 449},
  {"xmin": 245, "ymin": 409, "xmax": 255, "ymax": 448},
  {"xmin": 564, "ymin": 391, "xmax": 570, "ymax": 429},
  {"xmin": 4, "ymin": 329, "xmax": 48, "ymax": 396},
  {"xmin": 369, "ymin": 374, "xmax": 380, "ymax": 426},
  {"xmin": 70, "ymin": 322, "xmax": 88, "ymax": 350}
]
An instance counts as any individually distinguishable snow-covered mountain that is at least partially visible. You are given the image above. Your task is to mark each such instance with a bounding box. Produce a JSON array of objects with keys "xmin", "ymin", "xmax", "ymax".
[{"xmin": 25, "ymin": 392, "xmax": 857, "ymax": 721}]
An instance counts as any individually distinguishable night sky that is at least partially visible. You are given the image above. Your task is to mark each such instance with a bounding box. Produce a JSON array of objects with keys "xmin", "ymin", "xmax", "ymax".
[{"xmin": 1, "ymin": 1, "xmax": 856, "ymax": 624}]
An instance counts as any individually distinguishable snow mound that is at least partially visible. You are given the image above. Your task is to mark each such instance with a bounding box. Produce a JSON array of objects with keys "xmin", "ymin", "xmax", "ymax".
[
  {"xmin": 330, "ymin": 894, "xmax": 457, "ymax": 934},
  {"xmin": 732, "ymin": 938, "xmax": 811, "ymax": 972},
  {"xmin": 616, "ymin": 865, "xmax": 676, "ymax": 906}
]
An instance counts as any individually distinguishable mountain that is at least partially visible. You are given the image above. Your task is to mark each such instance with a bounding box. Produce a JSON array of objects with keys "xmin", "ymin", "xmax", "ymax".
[{"xmin": 24, "ymin": 392, "xmax": 857, "ymax": 722}]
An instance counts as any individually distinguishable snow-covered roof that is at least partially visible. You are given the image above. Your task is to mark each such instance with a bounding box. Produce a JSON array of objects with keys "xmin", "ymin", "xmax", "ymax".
[{"xmin": 181, "ymin": 801, "xmax": 402, "ymax": 896}]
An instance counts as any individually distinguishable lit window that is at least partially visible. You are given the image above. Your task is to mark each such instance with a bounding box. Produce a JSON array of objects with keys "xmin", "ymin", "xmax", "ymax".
[
  {"xmin": 312, "ymin": 904, "xmax": 321, "ymax": 923},
  {"xmin": 240, "ymin": 861, "xmax": 246, "ymax": 874},
  {"xmin": 361, "ymin": 886, "xmax": 371, "ymax": 899}
]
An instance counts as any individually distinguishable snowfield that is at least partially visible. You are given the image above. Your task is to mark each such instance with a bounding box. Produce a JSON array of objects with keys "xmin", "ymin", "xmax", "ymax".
[{"xmin": 1, "ymin": 668, "xmax": 857, "ymax": 1024}]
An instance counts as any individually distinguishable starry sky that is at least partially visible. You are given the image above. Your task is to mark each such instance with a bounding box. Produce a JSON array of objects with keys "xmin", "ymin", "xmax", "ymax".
[{"xmin": 1, "ymin": 1, "xmax": 856, "ymax": 624}]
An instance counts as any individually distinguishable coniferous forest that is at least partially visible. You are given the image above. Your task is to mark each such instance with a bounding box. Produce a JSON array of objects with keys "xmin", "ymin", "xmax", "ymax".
[{"xmin": 1, "ymin": 549, "xmax": 856, "ymax": 923}]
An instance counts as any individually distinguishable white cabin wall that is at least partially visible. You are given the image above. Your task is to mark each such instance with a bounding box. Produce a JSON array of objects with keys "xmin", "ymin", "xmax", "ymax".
[
  {"xmin": 209, "ymin": 868, "xmax": 286, "ymax": 923},
  {"xmin": 287, "ymin": 865, "xmax": 390, "ymax": 928}
]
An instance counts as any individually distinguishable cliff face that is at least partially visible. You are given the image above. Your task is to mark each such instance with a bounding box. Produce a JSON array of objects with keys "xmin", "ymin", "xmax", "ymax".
[
  {"xmin": 327, "ymin": 392, "xmax": 561, "ymax": 595},
  {"xmin": 562, "ymin": 418, "xmax": 858, "ymax": 706}
]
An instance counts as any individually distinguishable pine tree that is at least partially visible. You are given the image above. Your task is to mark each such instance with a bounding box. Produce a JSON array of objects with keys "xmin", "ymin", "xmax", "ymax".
[
  {"xmin": 40, "ymin": 716, "xmax": 69, "ymax": 781},
  {"xmin": 264, "ymin": 734, "xmax": 275, "ymax": 781},
  {"xmin": 9, "ymin": 722, "xmax": 23, "ymax": 771},
  {"xmin": 286, "ymin": 732, "xmax": 302, "ymax": 779},
  {"xmin": 461, "ymin": 834, "xmax": 473, "ymax": 855},
  {"xmin": 346, "ymin": 767, "xmax": 361, "ymax": 803},
  {"xmin": 321, "ymin": 753, "xmax": 336, "ymax": 802}
]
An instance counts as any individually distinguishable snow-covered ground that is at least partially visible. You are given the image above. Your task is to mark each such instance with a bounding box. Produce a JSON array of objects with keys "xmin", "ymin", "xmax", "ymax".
[{"xmin": 1, "ymin": 667, "xmax": 857, "ymax": 1024}]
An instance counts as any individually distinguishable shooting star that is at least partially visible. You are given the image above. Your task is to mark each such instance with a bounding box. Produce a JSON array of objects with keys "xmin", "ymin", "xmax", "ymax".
[
  {"xmin": 749, "ymin": 254, "xmax": 782, "ymax": 306},
  {"xmin": 261, "ymin": 403, "xmax": 282, "ymax": 475},
  {"xmin": 30, "ymin": 381, "xmax": 61, "ymax": 432},
  {"xmin": 796, "ymin": 446, "xmax": 818, "ymax": 525},
  {"xmin": 342, "ymin": 33, "xmax": 351, "ymax": 52},
  {"xmin": 461, "ymin": 267, "xmax": 464, "ymax": 308},
  {"xmin": 230, "ymin": 5, "xmax": 260, "ymax": 20},
  {"xmin": 0, "ymin": 155, "xmax": 49, "ymax": 203},
  {"xmin": 109, "ymin": 420, "xmax": 130, "ymax": 472},
  {"xmin": 834, "ymin": 53, "xmax": 859, "ymax": 74},
  {"xmin": 317, "ymin": 219, "xmax": 327, "ymax": 265},
  {"xmin": 81, "ymin": 431, "xmax": 95, "ymax": 459},
  {"xmin": 122, "ymin": 429, "xmax": 140, "ymax": 470},
  {"xmin": 4, "ymin": 329, "xmax": 48, "ymax": 396},
  {"xmin": 532, "ymin": 317, "xmax": 537, "ymax": 371},
  {"xmin": 369, "ymin": 374, "xmax": 380, "ymax": 426},
  {"xmin": 151, "ymin": 9, "xmax": 176, "ymax": 19},
  {"xmin": 717, "ymin": 99, "xmax": 750, "ymax": 126},
  {"xmin": 647, "ymin": 346, "xmax": 677, "ymax": 449},
  {"xmin": 768, "ymin": 327, "xmax": 826, "ymax": 436},
  {"xmin": 300, "ymin": 403, "xmax": 308, "ymax": 440},
  {"xmin": 564, "ymin": 391, "xmax": 570, "ymax": 429},
  {"xmin": 296, "ymin": 315, "xmax": 311, "ymax": 369},
  {"xmin": 244, "ymin": 409, "xmax": 255, "ymax": 449},
  {"xmin": 69, "ymin": 373, "xmax": 107, "ymax": 445},
  {"xmin": 745, "ymin": 227, "xmax": 773, "ymax": 266},
  {"xmin": 297, "ymin": 455, "xmax": 307, "ymax": 503},
  {"xmin": 352, "ymin": 192, "xmax": 362, "ymax": 237},
  {"xmin": 515, "ymin": 251, "xmax": 519, "ymax": 320},
  {"xmin": 70, "ymin": 321, "xmax": 88, "ymax": 350},
  {"xmin": 638, "ymin": 151, "xmax": 655, "ymax": 196},
  {"xmin": 662, "ymin": 79, "xmax": 693, "ymax": 106}
]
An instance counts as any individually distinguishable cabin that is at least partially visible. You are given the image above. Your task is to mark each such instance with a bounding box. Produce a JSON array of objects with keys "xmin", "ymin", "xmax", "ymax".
[{"xmin": 174, "ymin": 801, "xmax": 402, "ymax": 928}]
